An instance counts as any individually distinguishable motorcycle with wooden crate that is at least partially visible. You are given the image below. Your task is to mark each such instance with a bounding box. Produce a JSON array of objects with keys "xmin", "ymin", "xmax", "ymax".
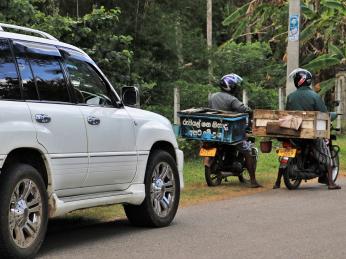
[
  {"xmin": 178, "ymin": 108, "xmax": 257, "ymax": 186},
  {"xmin": 253, "ymin": 109, "xmax": 340, "ymax": 190}
]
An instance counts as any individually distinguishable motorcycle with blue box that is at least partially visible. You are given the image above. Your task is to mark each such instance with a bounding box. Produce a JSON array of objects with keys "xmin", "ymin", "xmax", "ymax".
[{"xmin": 178, "ymin": 108, "xmax": 258, "ymax": 186}]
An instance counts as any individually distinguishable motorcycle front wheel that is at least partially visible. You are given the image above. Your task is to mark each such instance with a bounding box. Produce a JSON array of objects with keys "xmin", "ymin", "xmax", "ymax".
[
  {"xmin": 205, "ymin": 166, "xmax": 222, "ymax": 187},
  {"xmin": 283, "ymin": 168, "xmax": 302, "ymax": 190}
]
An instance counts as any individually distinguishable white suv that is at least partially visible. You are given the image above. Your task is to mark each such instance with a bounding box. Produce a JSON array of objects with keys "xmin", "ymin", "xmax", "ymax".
[{"xmin": 0, "ymin": 23, "xmax": 183, "ymax": 259}]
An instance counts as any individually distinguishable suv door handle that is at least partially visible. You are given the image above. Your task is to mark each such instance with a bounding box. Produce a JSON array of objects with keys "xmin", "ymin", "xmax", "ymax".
[
  {"xmin": 87, "ymin": 116, "xmax": 100, "ymax": 125},
  {"xmin": 35, "ymin": 114, "xmax": 51, "ymax": 123}
]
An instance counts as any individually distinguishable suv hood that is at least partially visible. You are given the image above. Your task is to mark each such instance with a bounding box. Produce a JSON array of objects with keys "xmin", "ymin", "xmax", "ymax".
[{"xmin": 124, "ymin": 106, "xmax": 172, "ymax": 130}]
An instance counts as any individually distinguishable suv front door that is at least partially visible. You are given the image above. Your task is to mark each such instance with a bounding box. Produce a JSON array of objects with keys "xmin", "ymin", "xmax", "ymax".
[
  {"xmin": 61, "ymin": 49, "xmax": 137, "ymax": 191},
  {"xmin": 13, "ymin": 41, "xmax": 88, "ymax": 195}
]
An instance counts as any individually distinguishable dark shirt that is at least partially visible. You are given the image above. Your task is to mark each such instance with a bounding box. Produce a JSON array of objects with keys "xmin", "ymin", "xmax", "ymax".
[
  {"xmin": 286, "ymin": 86, "xmax": 328, "ymax": 112},
  {"xmin": 209, "ymin": 91, "xmax": 251, "ymax": 114}
]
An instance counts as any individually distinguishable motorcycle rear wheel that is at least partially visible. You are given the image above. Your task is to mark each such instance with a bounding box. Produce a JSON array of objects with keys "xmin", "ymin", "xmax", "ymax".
[
  {"xmin": 331, "ymin": 146, "xmax": 340, "ymax": 183},
  {"xmin": 205, "ymin": 166, "xmax": 222, "ymax": 187},
  {"xmin": 283, "ymin": 168, "xmax": 302, "ymax": 190},
  {"xmin": 238, "ymin": 170, "xmax": 250, "ymax": 183}
]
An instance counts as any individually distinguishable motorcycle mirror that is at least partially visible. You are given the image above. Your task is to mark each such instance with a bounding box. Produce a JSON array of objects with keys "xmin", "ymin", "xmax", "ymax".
[{"xmin": 333, "ymin": 100, "xmax": 340, "ymax": 107}]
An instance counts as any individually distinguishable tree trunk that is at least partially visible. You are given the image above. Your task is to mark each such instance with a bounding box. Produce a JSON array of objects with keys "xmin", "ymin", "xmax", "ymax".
[
  {"xmin": 174, "ymin": 16, "xmax": 183, "ymax": 125},
  {"xmin": 243, "ymin": 24, "xmax": 251, "ymax": 106},
  {"xmin": 207, "ymin": 0, "xmax": 213, "ymax": 83},
  {"xmin": 314, "ymin": 0, "xmax": 320, "ymax": 12},
  {"xmin": 335, "ymin": 71, "xmax": 346, "ymax": 133}
]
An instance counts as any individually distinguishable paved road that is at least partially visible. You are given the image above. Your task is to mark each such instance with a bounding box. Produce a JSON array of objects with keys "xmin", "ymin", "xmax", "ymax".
[{"xmin": 38, "ymin": 179, "xmax": 346, "ymax": 259}]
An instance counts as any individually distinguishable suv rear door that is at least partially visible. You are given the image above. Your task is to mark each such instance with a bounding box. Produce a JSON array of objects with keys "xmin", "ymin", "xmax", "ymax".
[
  {"xmin": 60, "ymin": 48, "xmax": 137, "ymax": 191},
  {"xmin": 13, "ymin": 41, "xmax": 88, "ymax": 195}
]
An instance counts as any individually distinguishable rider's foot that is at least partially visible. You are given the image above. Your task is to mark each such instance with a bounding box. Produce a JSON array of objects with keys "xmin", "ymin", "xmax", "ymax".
[
  {"xmin": 272, "ymin": 184, "xmax": 280, "ymax": 189},
  {"xmin": 328, "ymin": 184, "xmax": 341, "ymax": 190},
  {"xmin": 250, "ymin": 182, "xmax": 262, "ymax": 188}
]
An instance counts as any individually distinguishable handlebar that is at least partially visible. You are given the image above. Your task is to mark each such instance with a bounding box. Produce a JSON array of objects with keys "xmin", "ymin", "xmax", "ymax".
[{"xmin": 330, "ymin": 112, "xmax": 343, "ymax": 121}]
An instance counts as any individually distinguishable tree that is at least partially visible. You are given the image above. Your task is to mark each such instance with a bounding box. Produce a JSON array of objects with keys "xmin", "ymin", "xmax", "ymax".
[{"xmin": 0, "ymin": 1, "xmax": 133, "ymax": 89}]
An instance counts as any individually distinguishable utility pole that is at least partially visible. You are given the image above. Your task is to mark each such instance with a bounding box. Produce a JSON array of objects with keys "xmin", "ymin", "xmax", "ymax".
[
  {"xmin": 243, "ymin": 25, "xmax": 251, "ymax": 106},
  {"xmin": 174, "ymin": 17, "xmax": 183, "ymax": 126},
  {"xmin": 286, "ymin": 0, "xmax": 301, "ymax": 99},
  {"xmin": 207, "ymin": 0, "xmax": 213, "ymax": 83}
]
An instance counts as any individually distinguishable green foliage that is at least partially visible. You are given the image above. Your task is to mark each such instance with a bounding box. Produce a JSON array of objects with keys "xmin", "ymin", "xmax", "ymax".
[
  {"xmin": 319, "ymin": 78, "xmax": 336, "ymax": 96},
  {"xmin": 214, "ymin": 42, "xmax": 285, "ymax": 89},
  {"xmin": 222, "ymin": 3, "xmax": 250, "ymax": 26},
  {"xmin": 322, "ymin": 0, "xmax": 346, "ymax": 11},
  {"xmin": 247, "ymin": 83, "xmax": 278, "ymax": 110},
  {"xmin": 1, "ymin": 0, "xmax": 344, "ymax": 120},
  {"xmin": 300, "ymin": 20, "xmax": 319, "ymax": 44},
  {"xmin": 179, "ymin": 81, "xmax": 215, "ymax": 110},
  {"xmin": 177, "ymin": 139, "xmax": 200, "ymax": 160},
  {"xmin": 328, "ymin": 43, "xmax": 345, "ymax": 59},
  {"xmin": 303, "ymin": 54, "xmax": 341, "ymax": 72},
  {"xmin": 0, "ymin": 1, "xmax": 133, "ymax": 88},
  {"xmin": 301, "ymin": 3, "xmax": 317, "ymax": 19}
]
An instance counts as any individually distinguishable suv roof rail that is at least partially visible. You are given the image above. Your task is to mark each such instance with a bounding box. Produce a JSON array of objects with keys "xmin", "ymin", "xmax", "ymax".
[{"xmin": 0, "ymin": 23, "xmax": 58, "ymax": 41}]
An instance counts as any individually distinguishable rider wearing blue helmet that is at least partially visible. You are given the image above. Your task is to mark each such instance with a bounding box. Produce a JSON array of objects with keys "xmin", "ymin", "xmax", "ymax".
[
  {"xmin": 209, "ymin": 74, "xmax": 252, "ymax": 113},
  {"xmin": 209, "ymin": 74, "xmax": 261, "ymax": 188}
]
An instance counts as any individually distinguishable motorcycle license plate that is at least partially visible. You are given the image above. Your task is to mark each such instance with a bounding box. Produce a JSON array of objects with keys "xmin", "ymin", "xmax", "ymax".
[
  {"xmin": 199, "ymin": 147, "xmax": 217, "ymax": 157},
  {"xmin": 276, "ymin": 148, "xmax": 297, "ymax": 158}
]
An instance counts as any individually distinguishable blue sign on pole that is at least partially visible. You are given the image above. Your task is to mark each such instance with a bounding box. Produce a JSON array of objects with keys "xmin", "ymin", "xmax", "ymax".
[{"xmin": 288, "ymin": 14, "xmax": 300, "ymax": 41}]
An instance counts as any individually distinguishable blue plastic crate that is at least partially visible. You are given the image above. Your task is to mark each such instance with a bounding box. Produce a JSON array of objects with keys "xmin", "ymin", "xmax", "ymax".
[{"xmin": 178, "ymin": 108, "xmax": 248, "ymax": 144}]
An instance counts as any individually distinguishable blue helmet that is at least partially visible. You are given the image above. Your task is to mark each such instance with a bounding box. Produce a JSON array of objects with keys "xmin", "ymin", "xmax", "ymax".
[{"xmin": 219, "ymin": 73, "xmax": 243, "ymax": 93}]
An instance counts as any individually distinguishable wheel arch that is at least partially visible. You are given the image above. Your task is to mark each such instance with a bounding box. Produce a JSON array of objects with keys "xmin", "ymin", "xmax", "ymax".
[
  {"xmin": 150, "ymin": 141, "xmax": 176, "ymax": 162},
  {"xmin": 1, "ymin": 148, "xmax": 52, "ymax": 192}
]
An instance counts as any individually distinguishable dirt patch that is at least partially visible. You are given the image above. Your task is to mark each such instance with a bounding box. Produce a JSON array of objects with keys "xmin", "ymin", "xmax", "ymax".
[
  {"xmin": 180, "ymin": 183, "xmax": 271, "ymax": 208},
  {"xmin": 180, "ymin": 171, "xmax": 346, "ymax": 208}
]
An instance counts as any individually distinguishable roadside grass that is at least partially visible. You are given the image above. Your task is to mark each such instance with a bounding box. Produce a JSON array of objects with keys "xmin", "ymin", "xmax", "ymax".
[{"xmin": 51, "ymin": 135, "xmax": 346, "ymax": 224}]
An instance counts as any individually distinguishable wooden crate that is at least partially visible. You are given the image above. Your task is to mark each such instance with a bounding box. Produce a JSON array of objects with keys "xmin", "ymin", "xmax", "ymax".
[{"xmin": 252, "ymin": 109, "xmax": 330, "ymax": 139}]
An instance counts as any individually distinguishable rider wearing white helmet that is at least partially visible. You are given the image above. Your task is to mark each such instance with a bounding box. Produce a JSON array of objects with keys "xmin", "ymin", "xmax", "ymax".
[{"xmin": 273, "ymin": 68, "xmax": 341, "ymax": 190}]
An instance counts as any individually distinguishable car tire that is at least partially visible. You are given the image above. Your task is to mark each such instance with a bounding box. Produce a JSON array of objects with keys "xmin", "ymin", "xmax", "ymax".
[
  {"xmin": 0, "ymin": 163, "xmax": 48, "ymax": 259},
  {"xmin": 124, "ymin": 150, "xmax": 180, "ymax": 227}
]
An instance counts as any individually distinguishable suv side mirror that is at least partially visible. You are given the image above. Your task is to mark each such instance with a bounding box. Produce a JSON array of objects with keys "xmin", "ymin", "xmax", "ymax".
[{"xmin": 122, "ymin": 86, "xmax": 140, "ymax": 108}]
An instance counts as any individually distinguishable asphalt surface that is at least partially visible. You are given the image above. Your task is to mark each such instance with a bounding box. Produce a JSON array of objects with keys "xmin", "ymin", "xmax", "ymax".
[{"xmin": 38, "ymin": 179, "xmax": 346, "ymax": 259}]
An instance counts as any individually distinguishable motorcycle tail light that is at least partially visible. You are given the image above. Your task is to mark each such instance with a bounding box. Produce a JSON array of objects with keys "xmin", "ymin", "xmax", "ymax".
[
  {"xmin": 280, "ymin": 157, "xmax": 289, "ymax": 164},
  {"xmin": 282, "ymin": 141, "xmax": 292, "ymax": 148}
]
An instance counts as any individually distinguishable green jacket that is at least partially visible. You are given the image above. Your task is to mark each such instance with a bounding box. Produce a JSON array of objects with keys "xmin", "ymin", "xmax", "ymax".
[{"xmin": 285, "ymin": 86, "xmax": 328, "ymax": 112}]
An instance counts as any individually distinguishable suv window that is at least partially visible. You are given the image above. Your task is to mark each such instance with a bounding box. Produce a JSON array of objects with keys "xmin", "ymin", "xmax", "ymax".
[
  {"xmin": 14, "ymin": 51, "xmax": 38, "ymax": 100},
  {"xmin": 0, "ymin": 39, "xmax": 21, "ymax": 100},
  {"xmin": 28, "ymin": 54, "xmax": 70, "ymax": 102},
  {"xmin": 64, "ymin": 54, "xmax": 112, "ymax": 106},
  {"xmin": 13, "ymin": 42, "xmax": 70, "ymax": 102}
]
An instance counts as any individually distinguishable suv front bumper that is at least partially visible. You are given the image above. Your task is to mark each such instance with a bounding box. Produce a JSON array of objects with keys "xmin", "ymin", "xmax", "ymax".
[{"xmin": 175, "ymin": 148, "xmax": 184, "ymax": 190}]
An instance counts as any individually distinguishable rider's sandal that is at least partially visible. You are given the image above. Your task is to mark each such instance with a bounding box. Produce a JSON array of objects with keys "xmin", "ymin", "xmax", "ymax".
[
  {"xmin": 250, "ymin": 182, "xmax": 263, "ymax": 188},
  {"xmin": 328, "ymin": 185, "xmax": 341, "ymax": 190}
]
